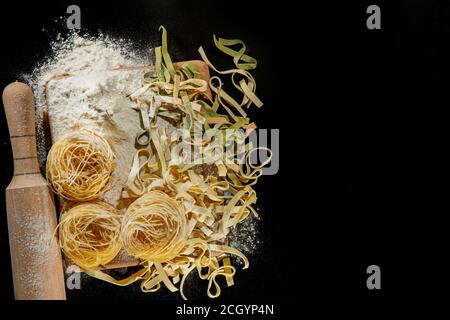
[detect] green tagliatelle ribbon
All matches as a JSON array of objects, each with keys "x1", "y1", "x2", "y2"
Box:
[
  {"x1": 198, "y1": 37, "x2": 263, "y2": 129},
  {"x1": 213, "y1": 35, "x2": 257, "y2": 70},
  {"x1": 159, "y1": 26, "x2": 176, "y2": 80},
  {"x1": 180, "y1": 63, "x2": 201, "y2": 79},
  {"x1": 155, "y1": 46, "x2": 164, "y2": 82}
]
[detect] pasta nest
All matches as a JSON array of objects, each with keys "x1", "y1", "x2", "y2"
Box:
[
  {"x1": 121, "y1": 190, "x2": 188, "y2": 263},
  {"x1": 46, "y1": 130, "x2": 115, "y2": 201},
  {"x1": 58, "y1": 202, "x2": 122, "y2": 269}
]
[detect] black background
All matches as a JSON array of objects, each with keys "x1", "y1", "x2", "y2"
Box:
[{"x1": 0, "y1": 0, "x2": 440, "y2": 314}]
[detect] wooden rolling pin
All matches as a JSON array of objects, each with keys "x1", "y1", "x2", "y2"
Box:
[{"x1": 2, "y1": 82, "x2": 66, "y2": 300}]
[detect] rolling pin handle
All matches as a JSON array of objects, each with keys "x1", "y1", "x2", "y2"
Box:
[{"x1": 2, "y1": 82, "x2": 41, "y2": 176}]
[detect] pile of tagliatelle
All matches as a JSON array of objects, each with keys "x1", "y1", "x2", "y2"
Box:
[{"x1": 52, "y1": 26, "x2": 272, "y2": 299}]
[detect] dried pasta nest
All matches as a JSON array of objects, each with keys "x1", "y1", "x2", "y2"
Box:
[
  {"x1": 58, "y1": 202, "x2": 122, "y2": 269},
  {"x1": 46, "y1": 130, "x2": 115, "y2": 201},
  {"x1": 121, "y1": 190, "x2": 188, "y2": 263}
]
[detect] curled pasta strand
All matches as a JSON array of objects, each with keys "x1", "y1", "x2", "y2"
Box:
[{"x1": 207, "y1": 265, "x2": 236, "y2": 298}]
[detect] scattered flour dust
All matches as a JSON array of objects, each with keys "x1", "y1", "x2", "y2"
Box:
[{"x1": 229, "y1": 214, "x2": 262, "y2": 262}]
